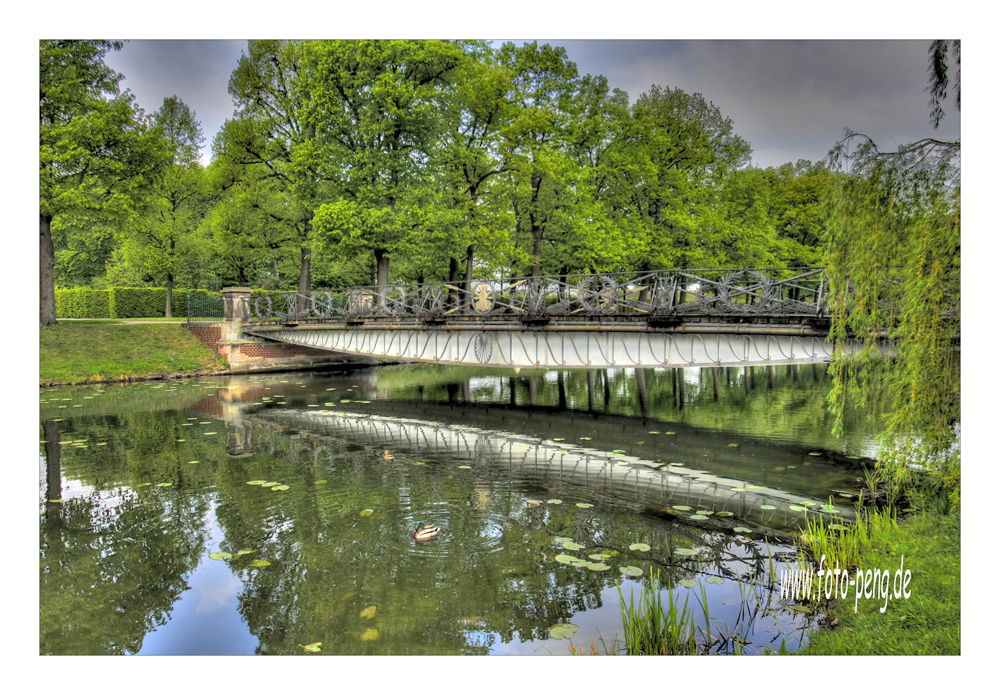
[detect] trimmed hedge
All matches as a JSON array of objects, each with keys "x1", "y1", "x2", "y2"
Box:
[{"x1": 55, "y1": 287, "x2": 221, "y2": 319}]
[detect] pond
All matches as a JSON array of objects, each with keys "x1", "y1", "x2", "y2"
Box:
[{"x1": 39, "y1": 363, "x2": 881, "y2": 655}]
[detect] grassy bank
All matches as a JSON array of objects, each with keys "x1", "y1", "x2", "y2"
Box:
[
  {"x1": 40, "y1": 320, "x2": 229, "y2": 385},
  {"x1": 799, "y1": 510, "x2": 960, "y2": 655}
]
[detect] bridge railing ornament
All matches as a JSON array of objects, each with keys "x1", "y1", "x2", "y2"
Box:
[{"x1": 246, "y1": 267, "x2": 829, "y2": 323}]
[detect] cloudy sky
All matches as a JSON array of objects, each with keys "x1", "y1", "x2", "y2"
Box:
[{"x1": 102, "y1": 38, "x2": 960, "y2": 170}]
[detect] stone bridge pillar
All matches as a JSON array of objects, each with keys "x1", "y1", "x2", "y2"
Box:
[{"x1": 222, "y1": 287, "x2": 253, "y2": 321}]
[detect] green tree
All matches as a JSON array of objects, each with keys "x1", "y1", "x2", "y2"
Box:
[
  {"x1": 117, "y1": 96, "x2": 208, "y2": 316},
  {"x1": 223, "y1": 40, "x2": 323, "y2": 308},
  {"x1": 39, "y1": 40, "x2": 167, "y2": 325},
  {"x1": 824, "y1": 41, "x2": 960, "y2": 503},
  {"x1": 306, "y1": 40, "x2": 466, "y2": 297}
]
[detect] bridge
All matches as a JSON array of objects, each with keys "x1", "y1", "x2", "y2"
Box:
[{"x1": 222, "y1": 268, "x2": 863, "y2": 369}]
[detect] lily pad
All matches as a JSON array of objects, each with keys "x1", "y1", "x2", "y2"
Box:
[
  {"x1": 549, "y1": 623, "x2": 580, "y2": 640},
  {"x1": 672, "y1": 505, "x2": 692, "y2": 511},
  {"x1": 690, "y1": 515, "x2": 709, "y2": 521},
  {"x1": 733, "y1": 526, "x2": 753, "y2": 533},
  {"x1": 360, "y1": 606, "x2": 377, "y2": 620},
  {"x1": 673, "y1": 548, "x2": 697, "y2": 556},
  {"x1": 705, "y1": 576, "x2": 724, "y2": 585},
  {"x1": 669, "y1": 462, "x2": 685, "y2": 467},
  {"x1": 555, "y1": 554, "x2": 579, "y2": 565},
  {"x1": 789, "y1": 505, "x2": 806, "y2": 512},
  {"x1": 250, "y1": 559, "x2": 271, "y2": 567},
  {"x1": 679, "y1": 579, "x2": 698, "y2": 588},
  {"x1": 715, "y1": 511, "x2": 734, "y2": 517},
  {"x1": 554, "y1": 537, "x2": 574, "y2": 543},
  {"x1": 648, "y1": 431, "x2": 660, "y2": 434},
  {"x1": 156, "y1": 482, "x2": 173, "y2": 487},
  {"x1": 759, "y1": 505, "x2": 776, "y2": 510},
  {"x1": 272, "y1": 485, "x2": 290, "y2": 491},
  {"x1": 360, "y1": 628, "x2": 379, "y2": 642},
  {"x1": 547, "y1": 499, "x2": 563, "y2": 505},
  {"x1": 457, "y1": 465, "x2": 472, "y2": 469},
  {"x1": 359, "y1": 509, "x2": 374, "y2": 517},
  {"x1": 586, "y1": 562, "x2": 611, "y2": 571},
  {"x1": 809, "y1": 452, "x2": 823, "y2": 456},
  {"x1": 236, "y1": 548, "x2": 258, "y2": 555},
  {"x1": 561, "y1": 541, "x2": 585, "y2": 551},
  {"x1": 620, "y1": 565, "x2": 643, "y2": 577},
  {"x1": 209, "y1": 551, "x2": 232, "y2": 560},
  {"x1": 315, "y1": 480, "x2": 328, "y2": 485},
  {"x1": 575, "y1": 502, "x2": 594, "y2": 508},
  {"x1": 260, "y1": 482, "x2": 278, "y2": 488},
  {"x1": 299, "y1": 642, "x2": 322, "y2": 652},
  {"x1": 629, "y1": 542, "x2": 651, "y2": 552}
]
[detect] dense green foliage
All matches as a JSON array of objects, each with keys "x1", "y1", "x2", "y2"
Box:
[
  {"x1": 44, "y1": 40, "x2": 837, "y2": 308},
  {"x1": 54, "y1": 287, "x2": 220, "y2": 319},
  {"x1": 824, "y1": 137, "x2": 960, "y2": 504}
]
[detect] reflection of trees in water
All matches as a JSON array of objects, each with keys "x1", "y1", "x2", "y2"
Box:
[
  {"x1": 39, "y1": 419, "x2": 209, "y2": 654},
  {"x1": 211, "y1": 418, "x2": 790, "y2": 654}
]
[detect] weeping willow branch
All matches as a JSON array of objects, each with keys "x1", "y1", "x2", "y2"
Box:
[{"x1": 824, "y1": 133, "x2": 960, "y2": 503}]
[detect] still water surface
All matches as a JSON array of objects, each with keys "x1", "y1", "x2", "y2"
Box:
[{"x1": 39, "y1": 364, "x2": 879, "y2": 655}]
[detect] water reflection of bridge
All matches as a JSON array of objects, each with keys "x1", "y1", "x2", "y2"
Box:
[
  {"x1": 223, "y1": 268, "x2": 873, "y2": 369},
  {"x1": 234, "y1": 405, "x2": 856, "y2": 537}
]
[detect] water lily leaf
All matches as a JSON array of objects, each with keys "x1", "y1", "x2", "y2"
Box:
[
  {"x1": 837, "y1": 493, "x2": 853, "y2": 498},
  {"x1": 555, "y1": 554, "x2": 579, "y2": 565},
  {"x1": 629, "y1": 543, "x2": 651, "y2": 552},
  {"x1": 360, "y1": 605, "x2": 377, "y2": 620},
  {"x1": 247, "y1": 480, "x2": 267, "y2": 485},
  {"x1": 203, "y1": 432, "x2": 217, "y2": 436},
  {"x1": 773, "y1": 467, "x2": 786, "y2": 472},
  {"x1": 549, "y1": 623, "x2": 580, "y2": 640},
  {"x1": 672, "y1": 505, "x2": 691, "y2": 511},
  {"x1": 705, "y1": 576, "x2": 724, "y2": 585},
  {"x1": 554, "y1": 537, "x2": 574, "y2": 543},
  {"x1": 620, "y1": 565, "x2": 643, "y2": 577},
  {"x1": 809, "y1": 452, "x2": 822, "y2": 456},
  {"x1": 553, "y1": 438, "x2": 565, "y2": 441},
  {"x1": 562, "y1": 541, "x2": 585, "y2": 551},
  {"x1": 673, "y1": 548, "x2": 697, "y2": 556},
  {"x1": 359, "y1": 509, "x2": 374, "y2": 517},
  {"x1": 272, "y1": 485, "x2": 290, "y2": 491},
  {"x1": 260, "y1": 482, "x2": 278, "y2": 488},
  {"x1": 669, "y1": 462, "x2": 684, "y2": 467},
  {"x1": 575, "y1": 502, "x2": 594, "y2": 508},
  {"x1": 300, "y1": 642, "x2": 322, "y2": 652},
  {"x1": 315, "y1": 480, "x2": 328, "y2": 485},
  {"x1": 586, "y1": 562, "x2": 611, "y2": 571},
  {"x1": 360, "y1": 628, "x2": 379, "y2": 642},
  {"x1": 679, "y1": 579, "x2": 697, "y2": 588},
  {"x1": 569, "y1": 558, "x2": 590, "y2": 567},
  {"x1": 457, "y1": 465, "x2": 472, "y2": 469},
  {"x1": 690, "y1": 515, "x2": 709, "y2": 521},
  {"x1": 209, "y1": 551, "x2": 232, "y2": 560},
  {"x1": 156, "y1": 482, "x2": 173, "y2": 487},
  {"x1": 579, "y1": 437, "x2": 591, "y2": 440},
  {"x1": 789, "y1": 505, "x2": 805, "y2": 512},
  {"x1": 250, "y1": 560, "x2": 271, "y2": 567},
  {"x1": 728, "y1": 443, "x2": 739, "y2": 447},
  {"x1": 799, "y1": 501, "x2": 817, "y2": 506},
  {"x1": 733, "y1": 526, "x2": 753, "y2": 533},
  {"x1": 588, "y1": 554, "x2": 606, "y2": 561},
  {"x1": 547, "y1": 499, "x2": 562, "y2": 505},
  {"x1": 759, "y1": 505, "x2": 776, "y2": 510},
  {"x1": 236, "y1": 548, "x2": 258, "y2": 555},
  {"x1": 613, "y1": 449, "x2": 626, "y2": 453},
  {"x1": 715, "y1": 511, "x2": 734, "y2": 517}
]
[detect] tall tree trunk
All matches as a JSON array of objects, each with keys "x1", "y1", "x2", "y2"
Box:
[
  {"x1": 40, "y1": 213, "x2": 57, "y2": 326},
  {"x1": 297, "y1": 245, "x2": 311, "y2": 316},
  {"x1": 374, "y1": 249, "x2": 390, "y2": 312},
  {"x1": 165, "y1": 272, "x2": 174, "y2": 318},
  {"x1": 448, "y1": 256, "x2": 460, "y2": 308},
  {"x1": 464, "y1": 244, "x2": 475, "y2": 309}
]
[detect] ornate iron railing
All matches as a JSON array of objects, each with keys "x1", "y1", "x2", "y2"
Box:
[{"x1": 246, "y1": 268, "x2": 829, "y2": 323}]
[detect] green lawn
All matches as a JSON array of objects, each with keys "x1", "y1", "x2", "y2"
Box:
[
  {"x1": 799, "y1": 511, "x2": 960, "y2": 655},
  {"x1": 40, "y1": 321, "x2": 228, "y2": 385}
]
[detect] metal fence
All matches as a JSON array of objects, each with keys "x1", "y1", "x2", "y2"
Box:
[
  {"x1": 245, "y1": 268, "x2": 830, "y2": 323},
  {"x1": 187, "y1": 294, "x2": 225, "y2": 323}
]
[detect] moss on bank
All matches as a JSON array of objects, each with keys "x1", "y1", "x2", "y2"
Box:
[{"x1": 40, "y1": 321, "x2": 229, "y2": 386}]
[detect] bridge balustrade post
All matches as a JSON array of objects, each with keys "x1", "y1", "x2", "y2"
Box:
[{"x1": 222, "y1": 287, "x2": 253, "y2": 322}]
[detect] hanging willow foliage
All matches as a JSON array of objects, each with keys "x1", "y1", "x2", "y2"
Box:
[{"x1": 824, "y1": 132, "x2": 960, "y2": 502}]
